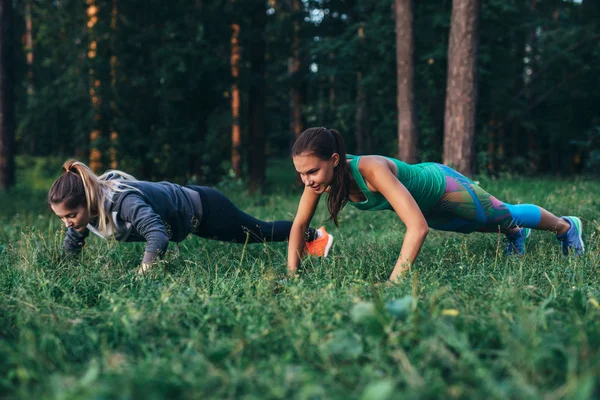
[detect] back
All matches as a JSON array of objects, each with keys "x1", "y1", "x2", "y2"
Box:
[
  {"x1": 346, "y1": 155, "x2": 445, "y2": 213},
  {"x1": 110, "y1": 180, "x2": 197, "y2": 242}
]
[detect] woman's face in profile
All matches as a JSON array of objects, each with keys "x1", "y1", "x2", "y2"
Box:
[{"x1": 51, "y1": 202, "x2": 90, "y2": 232}]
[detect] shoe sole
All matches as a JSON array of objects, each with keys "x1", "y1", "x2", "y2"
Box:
[
  {"x1": 567, "y1": 216, "x2": 585, "y2": 254},
  {"x1": 323, "y1": 234, "x2": 334, "y2": 258}
]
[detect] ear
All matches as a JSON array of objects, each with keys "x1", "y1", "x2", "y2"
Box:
[{"x1": 331, "y1": 153, "x2": 340, "y2": 167}]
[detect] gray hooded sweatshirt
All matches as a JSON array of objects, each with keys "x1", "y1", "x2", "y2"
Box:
[{"x1": 63, "y1": 178, "x2": 201, "y2": 263}]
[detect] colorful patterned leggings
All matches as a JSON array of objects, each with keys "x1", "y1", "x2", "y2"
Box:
[{"x1": 425, "y1": 165, "x2": 541, "y2": 234}]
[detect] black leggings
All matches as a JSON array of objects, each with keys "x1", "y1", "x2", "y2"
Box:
[{"x1": 185, "y1": 186, "x2": 316, "y2": 243}]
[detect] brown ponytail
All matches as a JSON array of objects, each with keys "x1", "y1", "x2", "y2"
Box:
[{"x1": 292, "y1": 127, "x2": 350, "y2": 226}]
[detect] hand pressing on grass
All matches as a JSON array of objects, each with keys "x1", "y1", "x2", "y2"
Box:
[{"x1": 136, "y1": 262, "x2": 156, "y2": 276}]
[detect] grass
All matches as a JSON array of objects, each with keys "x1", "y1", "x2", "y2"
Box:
[{"x1": 0, "y1": 158, "x2": 599, "y2": 399}]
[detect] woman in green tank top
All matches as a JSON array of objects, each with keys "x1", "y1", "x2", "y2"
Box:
[{"x1": 287, "y1": 127, "x2": 584, "y2": 282}]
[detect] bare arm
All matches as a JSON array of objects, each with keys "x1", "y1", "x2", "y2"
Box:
[
  {"x1": 360, "y1": 157, "x2": 429, "y2": 282},
  {"x1": 287, "y1": 186, "x2": 321, "y2": 274}
]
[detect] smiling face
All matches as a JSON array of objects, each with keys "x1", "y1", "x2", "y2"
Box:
[
  {"x1": 293, "y1": 152, "x2": 340, "y2": 194},
  {"x1": 50, "y1": 202, "x2": 90, "y2": 232}
]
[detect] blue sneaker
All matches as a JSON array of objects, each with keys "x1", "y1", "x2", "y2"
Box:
[
  {"x1": 556, "y1": 216, "x2": 584, "y2": 256},
  {"x1": 505, "y1": 227, "x2": 531, "y2": 256}
]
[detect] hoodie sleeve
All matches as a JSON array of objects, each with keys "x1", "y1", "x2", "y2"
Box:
[
  {"x1": 117, "y1": 192, "x2": 170, "y2": 263},
  {"x1": 63, "y1": 227, "x2": 89, "y2": 255}
]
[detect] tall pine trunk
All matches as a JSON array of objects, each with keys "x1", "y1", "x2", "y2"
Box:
[
  {"x1": 395, "y1": 0, "x2": 418, "y2": 163},
  {"x1": 230, "y1": 21, "x2": 242, "y2": 177},
  {"x1": 443, "y1": 0, "x2": 479, "y2": 175},
  {"x1": 109, "y1": 0, "x2": 118, "y2": 169},
  {"x1": 355, "y1": 24, "x2": 369, "y2": 154},
  {"x1": 288, "y1": 0, "x2": 303, "y2": 148},
  {"x1": 0, "y1": 0, "x2": 15, "y2": 189},
  {"x1": 24, "y1": 0, "x2": 33, "y2": 97},
  {"x1": 525, "y1": 0, "x2": 538, "y2": 172},
  {"x1": 87, "y1": 0, "x2": 110, "y2": 173},
  {"x1": 248, "y1": 0, "x2": 266, "y2": 192}
]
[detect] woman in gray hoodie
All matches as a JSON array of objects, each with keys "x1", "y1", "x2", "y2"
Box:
[{"x1": 48, "y1": 160, "x2": 334, "y2": 274}]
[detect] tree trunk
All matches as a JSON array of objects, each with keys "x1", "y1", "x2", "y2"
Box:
[
  {"x1": 288, "y1": 0, "x2": 303, "y2": 149},
  {"x1": 231, "y1": 22, "x2": 242, "y2": 178},
  {"x1": 0, "y1": 0, "x2": 15, "y2": 189},
  {"x1": 355, "y1": 24, "x2": 369, "y2": 154},
  {"x1": 25, "y1": 0, "x2": 33, "y2": 97},
  {"x1": 22, "y1": 0, "x2": 34, "y2": 154},
  {"x1": 87, "y1": 0, "x2": 110, "y2": 173},
  {"x1": 395, "y1": 0, "x2": 418, "y2": 163},
  {"x1": 443, "y1": 0, "x2": 479, "y2": 175},
  {"x1": 525, "y1": 0, "x2": 538, "y2": 172},
  {"x1": 109, "y1": 0, "x2": 118, "y2": 169},
  {"x1": 248, "y1": 1, "x2": 266, "y2": 192}
]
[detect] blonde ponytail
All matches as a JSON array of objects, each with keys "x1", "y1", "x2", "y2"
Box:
[{"x1": 49, "y1": 160, "x2": 138, "y2": 236}]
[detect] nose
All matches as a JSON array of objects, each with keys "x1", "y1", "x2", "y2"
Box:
[{"x1": 63, "y1": 218, "x2": 73, "y2": 228}]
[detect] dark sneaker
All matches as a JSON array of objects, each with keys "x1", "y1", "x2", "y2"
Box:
[
  {"x1": 505, "y1": 227, "x2": 531, "y2": 256},
  {"x1": 556, "y1": 216, "x2": 584, "y2": 256}
]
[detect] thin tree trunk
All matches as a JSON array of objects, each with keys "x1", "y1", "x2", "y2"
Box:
[
  {"x1": 25, "y1": 0, "x2": 33, "y2": 97},
  {"x1": 87, "y1": 0, "x2": 109, "y2": 173},
  {"x1": 88, "y1": 0, "x2": 101, "y2": 171},
  {"x1": 288, "y1": 0, "x2": 303, "y2": 149},
  {"x1": 22, "y1": 0, "x2": 35, "y2": 154},
  {"x1": 526, "y1": 0, "x2": 538, "y2": 172},
  {"x1": 443, "y1": 0, "x2": 479, "y2": 175},
  {"x1": 248, "y1": 1, "x2": 266, "y2": 192},
  {"x1": 231, "y1": 22, "x2": 242, "y2": 178},
  {"x1": 0, "y1": 0, "x2": 15, "y2": 189},
  {"x1": 395, "y1": 0, "x2": 418, "y2": 163},
  {"x1": 355, "y1": 24, "x2": 368, "y2": 154},
  {"x1": 109, "y1": 0, "x2": 118, "y2": 169}
]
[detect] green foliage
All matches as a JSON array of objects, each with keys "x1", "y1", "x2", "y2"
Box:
[
  {"x1": 1, "y1": 160, "x2": 599, "y2": 398},
  {"x1": 10, "y1": 0, "x2": 600, "y2": 185}
]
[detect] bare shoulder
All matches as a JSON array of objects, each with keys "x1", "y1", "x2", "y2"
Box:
[{"x1": 357, "y1": 155, "x2": 395, "y2": 177}]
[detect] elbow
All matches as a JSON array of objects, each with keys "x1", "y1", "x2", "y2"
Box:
[{"x1": 408, "y1": 224, "x2": 429, "y2": 239}]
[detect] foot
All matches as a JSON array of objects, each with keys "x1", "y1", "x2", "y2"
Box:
[
  {"x1": 505, "y1": 227, "x2": 531, "y2": 256},
  {"x1": 556, "y1": 216, "x2": 584, "y2": 256},
  {"x1": 304, "y1": 227, "x2": 334, "y2": 257}
]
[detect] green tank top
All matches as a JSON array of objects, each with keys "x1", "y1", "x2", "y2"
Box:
[{"x1": 346, "y1": 154, "x2": 446, "y2": 213}]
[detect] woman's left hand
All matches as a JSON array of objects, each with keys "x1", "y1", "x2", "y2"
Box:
[{"x1": 136, "y1": 262, "x2": 154, "y2": 275}]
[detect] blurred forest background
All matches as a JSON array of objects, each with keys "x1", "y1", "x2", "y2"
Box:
[{"x1": 0, "y1": 0, "x2": 599, "y2": 190}]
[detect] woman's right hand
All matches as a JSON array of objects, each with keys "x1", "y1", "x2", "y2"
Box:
[{"x1": 287, "y1": 186, "x2": 321, "y2": 273}]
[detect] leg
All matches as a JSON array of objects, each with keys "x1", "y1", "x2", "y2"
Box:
[
  {"x1": 429, "y1": 165, "x2": 568, "y2": 234},
  {"x1": 428, "y1": 165, "x2": 583, "y2": 255},
  {"x1": 185, "y1": 186, "x2": 317, "y2": 243},
  {"x1": 425, "y1": 166, "x2": 494, "y2": 233}
]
